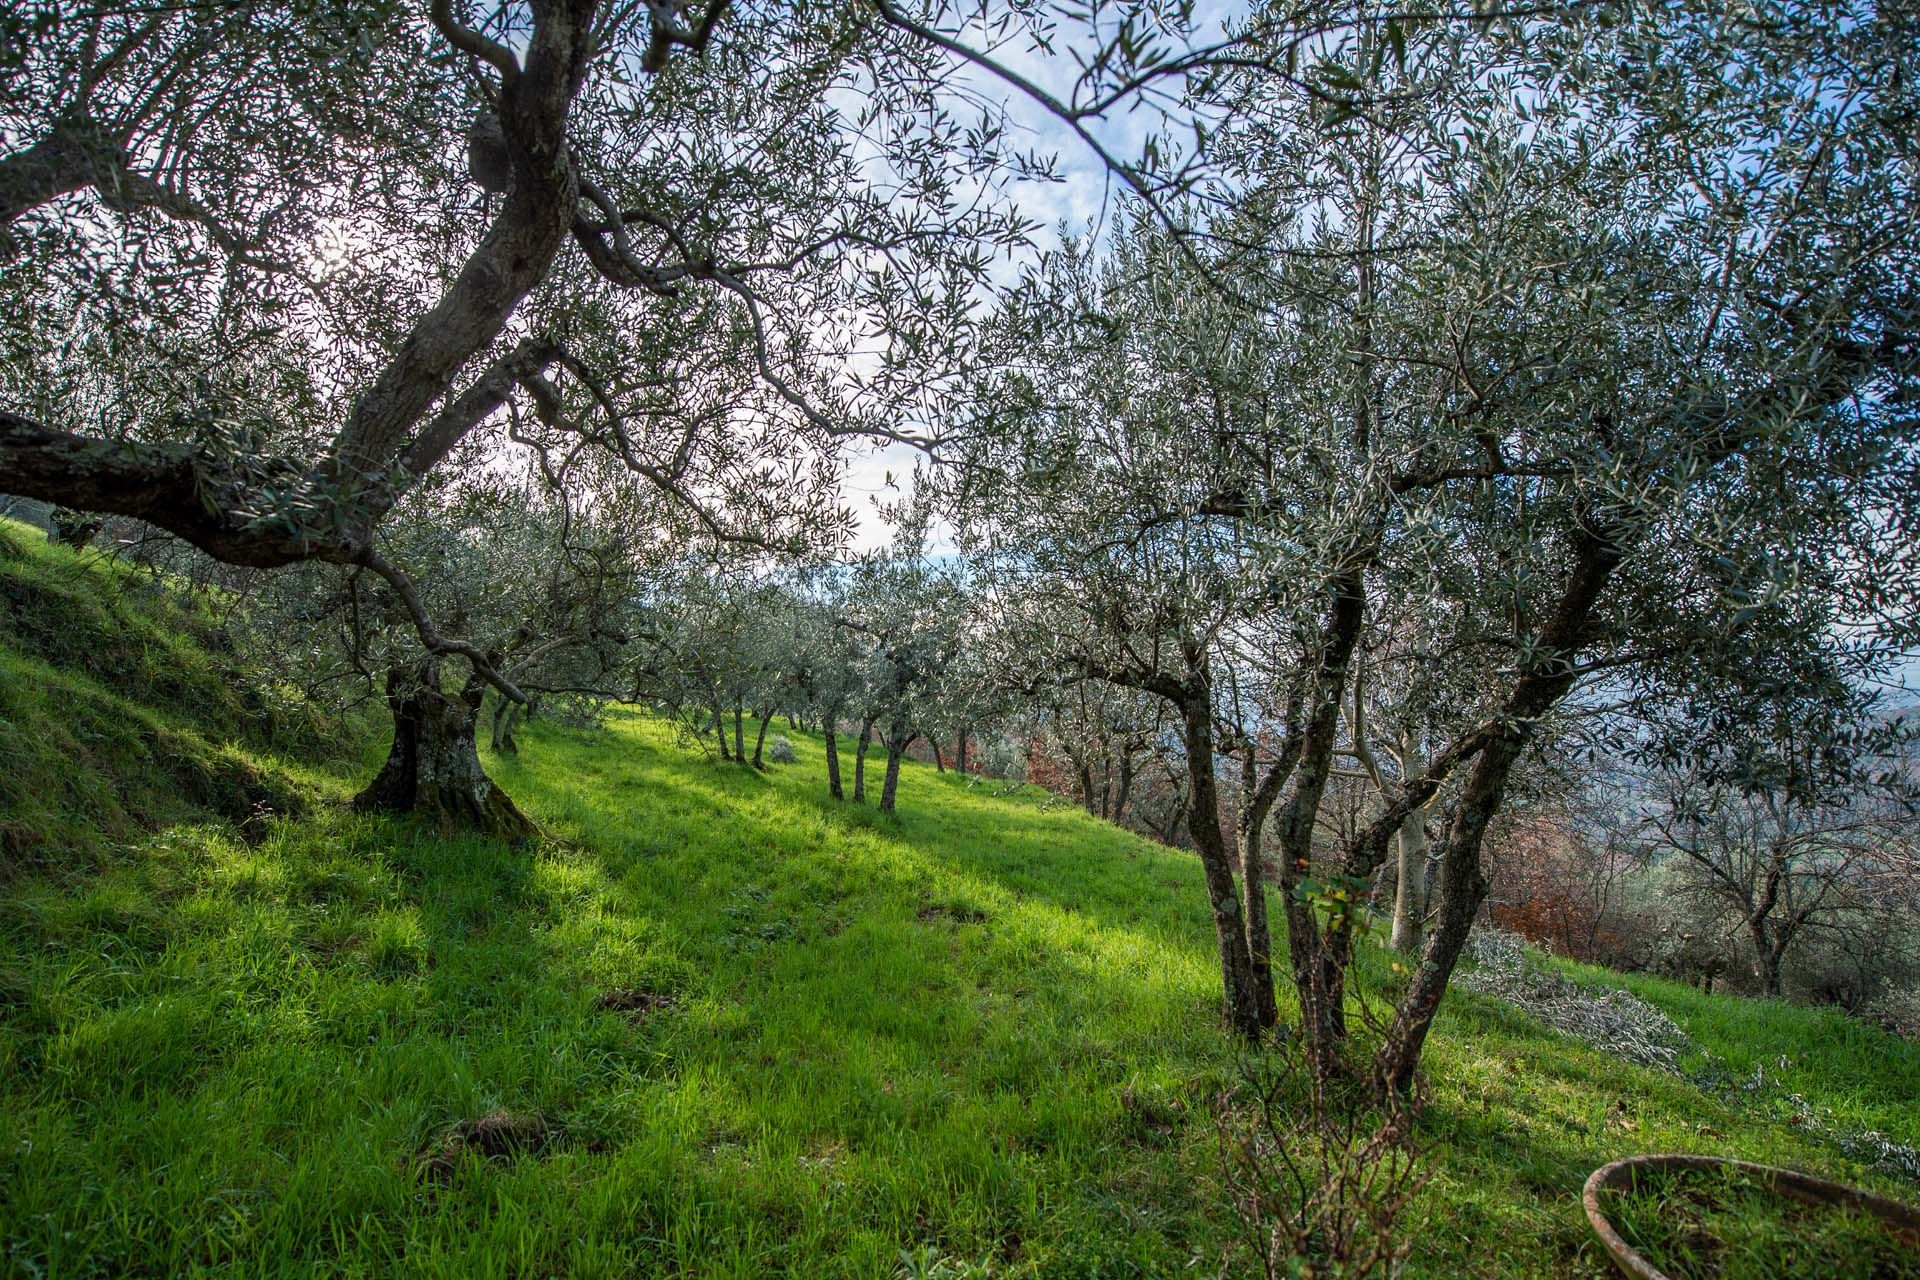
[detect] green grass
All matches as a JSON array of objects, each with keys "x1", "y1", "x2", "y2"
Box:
[
  {"x1": 1, "y1": 528, "x2": 1916, "y2": 1276},
  {"x1": 1597, "y1": 1161, "x2": 1920, "y2": 1279},
  {"x1": 0, "y1": 520, "x2": 343, "y2": 860}
]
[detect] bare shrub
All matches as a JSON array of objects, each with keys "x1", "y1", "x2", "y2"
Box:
[
  {"x1": 1865, "y1": 982, "x2": 1920, "y2": 1045},
  {"x1": 1215, "y1": 1028, "x2": 1429, "y2": 1279}
]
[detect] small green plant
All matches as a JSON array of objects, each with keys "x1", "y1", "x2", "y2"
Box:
[
  {"x1": 1293, "y1": 874, "x2": 1376, "y2": 937},
  {"x1": 364, "y1": 910, "x2": 427, "y2": 975},
  {"x1": 894, "y1": 1245, "x2": 994, "y2": 1279}
]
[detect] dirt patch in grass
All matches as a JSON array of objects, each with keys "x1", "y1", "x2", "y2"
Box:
[
  {"x1": 419, "y1": 1110, "x2": 552, "y2": 1182},
  {"x1": 917, "y1": 903, "x2": 989, "y2": 925},
  {"x1": 595, "y1": 987, "x2": 675, "y2": 1017},
  {"x1": 1119, "y1": 1083, "x2": 1188, "y2": 1148}
]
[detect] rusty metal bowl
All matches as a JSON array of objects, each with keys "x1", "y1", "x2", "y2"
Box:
[{"x1": 1582, "y1": 1154, "x2": 1920, "y2": 1279}]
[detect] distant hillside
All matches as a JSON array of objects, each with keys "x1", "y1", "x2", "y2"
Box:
[{"x1": 0, "y1": 528, "x2": 1915, "y2": 1276}]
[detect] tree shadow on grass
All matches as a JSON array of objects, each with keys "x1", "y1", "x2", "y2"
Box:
[{"x1": 10, "y1": 705, "x2": 1890, "y2": 1278}]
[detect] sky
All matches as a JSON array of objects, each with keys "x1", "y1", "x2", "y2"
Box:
[{"x1": 837, "y1": 1, "x2": 1246, "y2": 551}]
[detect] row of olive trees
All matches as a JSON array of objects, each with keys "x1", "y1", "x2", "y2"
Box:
[
  {"x1": 0, "y1": 0, "x2": 1044, "y2": 833},
  {"x1": 638, "y1": 556, "x2": 1010, "y2": 816},
  {"x1": 8, "y1": 0, "x2": 1917, "y2": 1106},
  {"x1": 928, "y1": 0, "x2": 1920, "y2": 1094},
  {"x1": 0, "y1": 0, "x2": 1343, "y2": 840}
]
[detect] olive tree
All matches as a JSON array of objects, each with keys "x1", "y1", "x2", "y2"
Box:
[
  {"x1": 775, "y1": 573, "x2": 869, "y2": 798},
  {"x1": 834, "y1": 556, "x2": 966, "y2": 815},
  {"x1": 1027, "y1": 679, "x2": 1166, "y2": 822},
  {"x1": 1641, "y1": 710, "x2": 1918, "y2": 999},
  {"x1": 639, "y1": 567, "x2": 767, "y2": 762},
  {"x1": 0, "y1": 0, "x2": 1038, "y2": 832},
  {"x1": 239, "y1": 474, "x2": 660, "y2": 833},
  {"x1": 938, "y1": 0, "x2": 1920, "y2": 1092}
]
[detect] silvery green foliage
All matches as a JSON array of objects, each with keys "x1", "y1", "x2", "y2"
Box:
[
  {"x1": 1458, "y1": 929, "x2": 1693, "y2": 1075},
  {"x1": 1777, "y1": 1093, "x2": 1920, "y2": 1186},
  {"x1": 838, "y1": 555, "x2": 969, "y2": 741},
  {"x1": 930, "y1": 0, "x2": 1920, "y2": 1074},
  {"x1": 638, "y1": 568, "x2": 782, "y2": 744},
  {"x1": 1, "y1": 0, "x2": 1051, "y2": 693},
  {"x1": 237, "y1": 471, "x2": 667, "y2": 712},
  {"x1": 768, "y1": 735, "x2": 797, "y2": 764},
  {"x1": 969, "y1": 733, "x2": 1029, "y2": 784}
]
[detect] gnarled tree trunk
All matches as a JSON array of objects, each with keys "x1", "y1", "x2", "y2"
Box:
[
  {"x1": 824, "y1": 717, "x2": 844, "y2": 799},
  {"x1": 1112, "y1": 751, "x2": 1135, "y2": 825},
  {"x1": 355, "y1": 661, "x2": 534, "y2": 842},
  {"x1": 878, "y1": 722, "x2": 914, "y2": 815},
  {"x1": 1749, "y1": 914, "x2": 1789, "y2": 998},
  {"x1": 490, "y1": 695, "x2": 525, "y2": 754},
  {"x1": 1180, "y1": 692, "x2": 1265, "y2": 1040},
  {"x1": 1235, "y1": 745, "x2": 1291, "y2": 1034},
  {"x1": 853, "y1": 714, "x2": 876, "y2": 802},
  {"x1": 1371, "y1": 732, "x2": 1512, "y2": 1096}
]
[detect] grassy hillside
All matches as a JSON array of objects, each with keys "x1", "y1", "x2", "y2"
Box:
[
  {"x1": 0, "y1": 520, "x2": 342, "y2": 860},
  {"x1": 1, "y1": 527, "x2": 1915, "y2": 1277}
]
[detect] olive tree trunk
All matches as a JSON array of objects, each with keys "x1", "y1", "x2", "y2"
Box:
[
  {"x1": 1180, "y1": 692, "x2": 1266, "y2": 1041},
  {"x1": 355, "y1": 661, "x2": 534, "y2": 842},
  {"x1": 853, "y1": 715, "x2": 876, "y2": 802},
  {"x1": 750, "y1": 707, "x2": 774, "y2": 768},
  {"x1": 1112, "y1": 751, "x2": 1134, "y2": 824},
  {"x1": 824, "y1": 719, "x2": 844, "y2": 799},
  {"x1": 1371, "y1": 517, "x2": 1628, "y2": 1097},
  {"x1": 878, "y1": 723, "x2": 915, "y2": 815},
  {"x1": 1388, "y1": 809, "x2": 1429, "y2": 954},
  {"x1": 490, "y1": 696, "x2": 525, "y2": 754},
  {"x1": 1235, "y1": 744, "x2": 1293, "y2": 1035},
  {"x1": 1748, "y1": 913, "x2": 1791, "y2": 998},
  {"x1": 1389, "y1": 734, "x2": 1430, "y2": 953}
]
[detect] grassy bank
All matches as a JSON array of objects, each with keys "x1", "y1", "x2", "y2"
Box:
[{"x1": 1, "y1": 527, "x2": 1914, "y2": 1276}]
